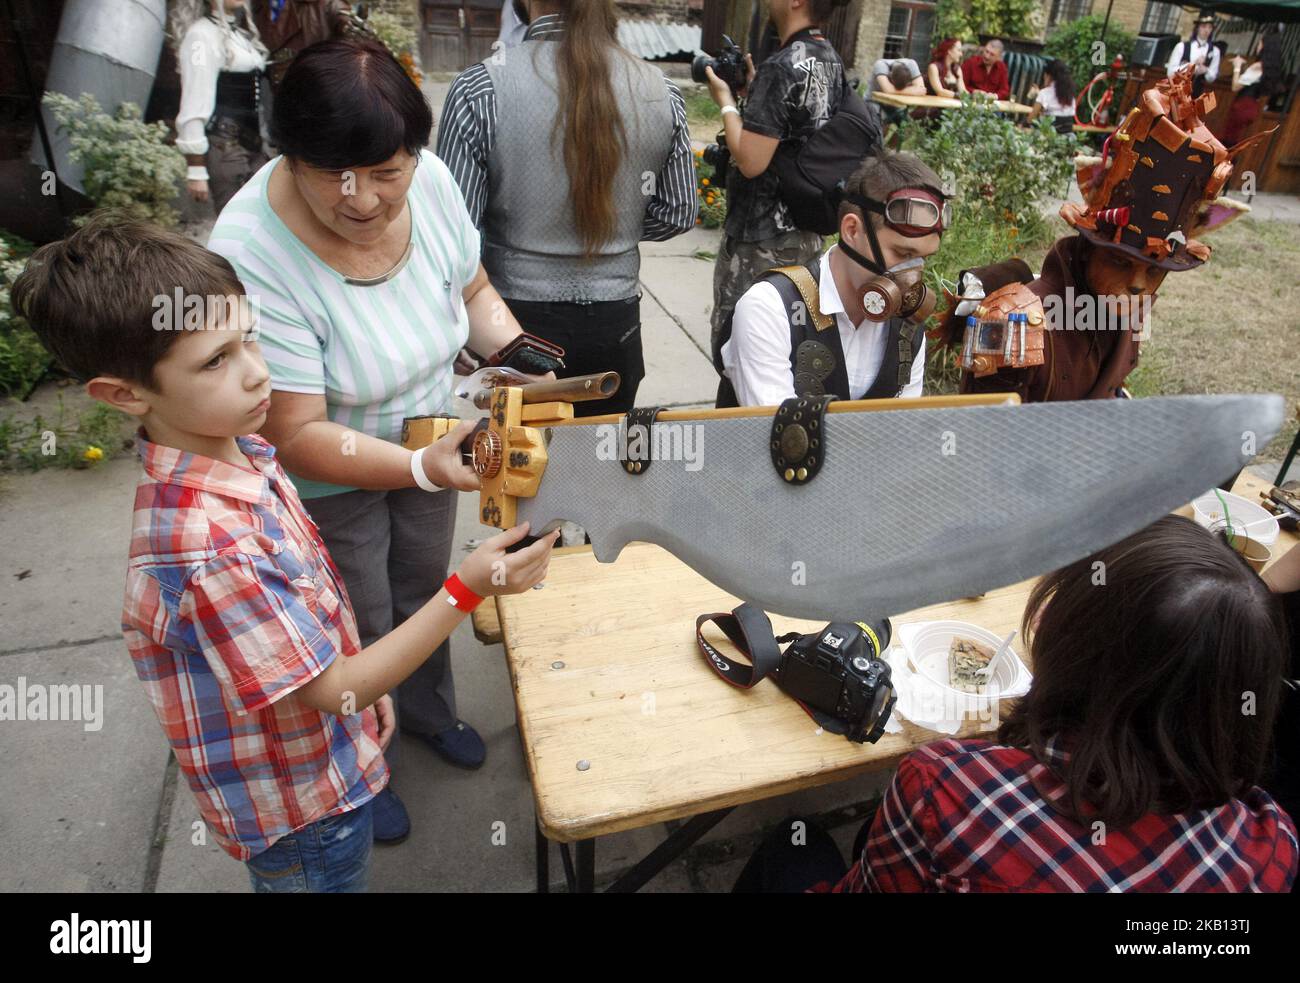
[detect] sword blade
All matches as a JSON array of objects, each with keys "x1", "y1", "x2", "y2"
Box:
[{"x1": 516, "y1": 395, "x2": 1283, "y2": 621}]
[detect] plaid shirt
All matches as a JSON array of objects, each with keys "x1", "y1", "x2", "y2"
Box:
[
  {"x1": 122, "y1": 433, "x2": 387, "y2": 860},
  {"x1": 836, "y1": 738, "x2": 1297, "y2": 893}
]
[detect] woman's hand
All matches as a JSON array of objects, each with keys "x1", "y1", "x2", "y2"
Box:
[
  {"x1": 419, "y1": 418, "x2": 481, "y2": 492},
  {"x1": 456, "y1": 522, "x2": 560, "y2": 598},
  {"x1": 187, "y1": 179, "x2": 210, "y2": 202}
]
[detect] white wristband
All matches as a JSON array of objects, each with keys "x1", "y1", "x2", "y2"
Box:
[
  {"x1": 410, "y1": 447, "x2": 442, "y2": 492},
  {"x1": 721, "y1": 105, "x2": 740, "y2": 118},
  {"x1": 186, "y1": 165, "x2": 210, "y2": 182}
]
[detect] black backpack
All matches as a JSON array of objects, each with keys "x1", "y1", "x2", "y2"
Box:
[{"x1": 769, "y1": 80, "x2": 883, "y2": 235}]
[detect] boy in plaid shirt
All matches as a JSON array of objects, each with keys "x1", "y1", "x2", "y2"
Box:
[{"x1": 12, "y1": 215, "x2": 558, "y2": 891}]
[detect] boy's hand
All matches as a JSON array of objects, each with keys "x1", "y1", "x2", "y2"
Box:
[
  {"x1": 374, "y1": 693, "x2": 396, "y2": 751},
  {"x1": 419, "y1": 418, "x2": 481, "y2": 492},
  {"x1": 456, "y1": 522, "x2": 560, "y2": 598}
]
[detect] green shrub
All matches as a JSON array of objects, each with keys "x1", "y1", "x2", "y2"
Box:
[
  {"x1": 0, "y1": 396, "x2": 130, "y2": 473},
  {"x1": 934, "y1": 0, "x2": 974, "y2": 44},
  {"x1": 1044, "y1": 15, "x2": 1136, "y2": 123},
  {"x1": 0, "y1": 232, "x2": 52, "y2": 399},
  {"x1": 965, "y1": 0, "x2": 1041, "y2": 39},
  {"x1": 43, "y1": 92, "x2": 186, "y2": 227},
  {"x1": 898, "y1": 102, "x2": 1076, "y2": 228}
]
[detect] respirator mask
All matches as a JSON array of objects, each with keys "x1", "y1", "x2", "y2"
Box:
[{"x1": 838, "y1": 188, "x2": 949, "y2": 324}]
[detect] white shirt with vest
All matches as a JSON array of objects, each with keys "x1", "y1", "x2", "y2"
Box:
[
  {"x1": 721, "y1": 248, "x2": 926, "y2": 407},
  {"x1": 1167, "y1": 38, "x2": 1221, "y2": 83}
]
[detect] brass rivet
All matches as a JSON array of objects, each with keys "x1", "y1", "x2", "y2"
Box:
[
  {"x1": 784, "y1": 468, "x2": 795, "y2": 481},
  {"x1": 796, "y1": 467, "x2": 808, "y2": 481},
  {"x1": 634, "y1": 461, "x2": 643, "y2": 473}
]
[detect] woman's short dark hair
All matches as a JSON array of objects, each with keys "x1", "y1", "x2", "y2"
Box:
[
  {"x1": 999, "y1": 514, "x2": 1289, "y2": 827},
  {"x1": 271, "y1": 38, "x2": 432, "y2": 169}
]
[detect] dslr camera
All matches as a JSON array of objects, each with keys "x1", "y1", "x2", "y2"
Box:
[
  {"x1": 691, "y1": 34, "x2": 747, "y2": 93},
  {"x1": 780, "y1": 620, "x2": 897, "y2": 744},
  {"x1": 697, "y1": 606, "x2": 897, "y2": 744}
]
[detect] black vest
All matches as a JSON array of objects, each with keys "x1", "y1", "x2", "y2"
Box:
[{"x1": 716, "y1": 261, "x2": 924, "y2": 408}]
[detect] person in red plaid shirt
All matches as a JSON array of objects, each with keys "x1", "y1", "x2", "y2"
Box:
[
  {"x1": 11, "y1": 215, "x2": 559, "y2": 891},
  {"x1": 735, "y1": 515, "x2": 1297, "y2": 892}
]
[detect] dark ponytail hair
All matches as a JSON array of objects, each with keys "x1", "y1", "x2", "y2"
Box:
[
  {"x1": 1046, "y1": 59, "x2": 1075, "y2": 106},
  {"x1": 999, "y1": 514, "x2": 1288, "y2": 827}
]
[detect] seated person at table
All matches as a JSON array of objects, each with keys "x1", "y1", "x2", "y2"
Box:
[
  {"x1": 10, "y1": 215, "x2": 560, "y2": 892},
  {"x1": 1026, "y1": 59, "x2": 1076, "y2": 133},
  {"x1": 927, "y1": 37, "x2": 967, "y2": 98},
  {"x1": 1262, "y1": 542, "x2": 1300, "y2": 838},
  {"x1": 838, "y1": 515, "x2": 1297, "y2": 892},
  {"x1": 962, "y1": 39, "x2": 1009, "y2": 100},
  {"x1": 717, "y1": 151, "x2": 946, "y2": 407},
  {"x1": 870, "y1": 57, "x2": 925, "y2": 96}
]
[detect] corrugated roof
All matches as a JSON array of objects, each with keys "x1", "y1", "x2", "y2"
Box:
[{"x1": 617, "y1": 19, "x2": 702, "y2": 61}]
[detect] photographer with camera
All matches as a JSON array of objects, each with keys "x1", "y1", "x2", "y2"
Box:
[
  {"x1": 703, "y1": 0, "x2": 854, "y2": 380},
  {"x1": 717, "y1": 152, "x2": 946, "y2": 407}
]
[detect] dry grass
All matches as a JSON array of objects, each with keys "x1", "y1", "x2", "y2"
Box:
[{"x1": 1129, "y1": 216, "x2": 1299, "y2": 465}]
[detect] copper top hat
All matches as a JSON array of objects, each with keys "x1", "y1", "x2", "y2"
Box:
[{"x1": 1060, "y1": 64, "x2": 1273, "y2": 272}]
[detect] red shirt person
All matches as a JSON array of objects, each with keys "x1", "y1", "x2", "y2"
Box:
[{"x1": 962, "y1": 38, "x2": 1009, "y2": 100}]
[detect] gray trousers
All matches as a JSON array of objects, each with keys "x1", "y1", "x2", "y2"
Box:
[{"x1": 304, "y1": 485, "x2": 459, "y2": 765}]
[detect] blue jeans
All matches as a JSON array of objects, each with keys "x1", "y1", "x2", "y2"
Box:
[{"x1": 245, "y1": 800, "x2": 374, "y2": 893}]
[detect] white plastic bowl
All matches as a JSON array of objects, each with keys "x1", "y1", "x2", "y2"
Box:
[
  {"x1": 1191, "y1": 490, "x2": 1279, "y2": 546},
  {"x1": 899, "y1": 621, "x2": 1029, "y2": 696}
]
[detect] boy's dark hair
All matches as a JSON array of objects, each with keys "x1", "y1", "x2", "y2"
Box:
[
  {"x1": 10, "y1": 212, "x2": 244, "y2": 388},
  {"x1": 272, "y1": 37, "x2": 432, "y2": 169},
  {"x1": 999, "y1": 514, "x2": 1289, "y2": 827},
  {"x1": 888, "y1": 61, "x2": 917, "y2": 90},
  {"x1": 838, "y1": 151, "x2": 945, "y2": 227}
]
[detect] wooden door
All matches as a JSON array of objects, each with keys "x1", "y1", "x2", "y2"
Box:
[{"x1": 421, "y1": 0, "x2": 503, "y2": 72}]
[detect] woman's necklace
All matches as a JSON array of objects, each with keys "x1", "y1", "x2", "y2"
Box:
[{"x1": 343, "y1": 239, "x2": 414, "y2": 287}]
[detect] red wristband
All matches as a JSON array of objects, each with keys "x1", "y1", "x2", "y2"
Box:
[{"x1": 443, "y1": 573, "x2": 483, "y2": 612}]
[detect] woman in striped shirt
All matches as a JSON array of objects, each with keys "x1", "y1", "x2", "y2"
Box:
[{"x1": 209, "y1": 38, "x2": 546, "y2": 843}]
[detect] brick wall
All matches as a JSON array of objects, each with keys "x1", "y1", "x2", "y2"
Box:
[{"x1": 852, "y1": 0, "x2": 890, "y2": 71}]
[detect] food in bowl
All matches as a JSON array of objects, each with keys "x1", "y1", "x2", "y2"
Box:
[{"x1": 949, "y1": 637, "x2": 994, "y2": 694}]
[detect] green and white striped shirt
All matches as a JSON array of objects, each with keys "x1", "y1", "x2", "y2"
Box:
[{"x1": 209, "y1": 149, "x2": 480, "y2": 498}]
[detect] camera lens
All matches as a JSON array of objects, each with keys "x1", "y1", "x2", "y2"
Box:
[{"x1": 690, "y1": 54, "x2": 715, "y2": 85}]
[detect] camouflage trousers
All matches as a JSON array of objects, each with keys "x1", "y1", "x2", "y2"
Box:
[{"x1": 710, "y1": 228, "x2": 824, "y2": 371}]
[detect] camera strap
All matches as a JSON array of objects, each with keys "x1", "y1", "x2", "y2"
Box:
[{"x1": 695, "y1": 603, "x2": 799, "y2": 688}]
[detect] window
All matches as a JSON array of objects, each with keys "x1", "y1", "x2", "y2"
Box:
[
  {"x1": 1141, "y1": 2, "x2": 1183, "y2": 35},
  {"x1": 1048, "y1": 0, "x2": 1093, "y2": 31},
  {"x1": 884, "y1": 1, "x2": 936, "y2": 65}
]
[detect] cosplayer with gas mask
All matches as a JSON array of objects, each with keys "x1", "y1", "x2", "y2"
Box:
[
  {"x1": 939, "y1": 64, "x2": 1273, "y2": 404},
  {"x1": 718, "y1": 151, "x2": 948, "y2": 408}
]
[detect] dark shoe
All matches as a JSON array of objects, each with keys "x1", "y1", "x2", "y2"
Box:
[
  {"x1": 417, "y1": 720, "x2": 487, "y2": 770},
  {"x1": 371, "y1": 786, "x2": 411, "y2": 845}
]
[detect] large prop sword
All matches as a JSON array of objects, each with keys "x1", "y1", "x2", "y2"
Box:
[{"x1": 403, "y1": 376, "x2": 1283, "y2": 621}]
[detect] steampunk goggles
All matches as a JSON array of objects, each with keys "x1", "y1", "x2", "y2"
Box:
[{"x1": 845, "y1": 188, "x2": 951, "y2": 238}]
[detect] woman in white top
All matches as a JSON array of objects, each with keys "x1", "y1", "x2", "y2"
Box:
[
  {"x1": 1026, "y1": 60, "x2": 1076, "y2": 134},
  {"x1": 172, "y1": 0, "x2": 269, "y2": 211}
]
